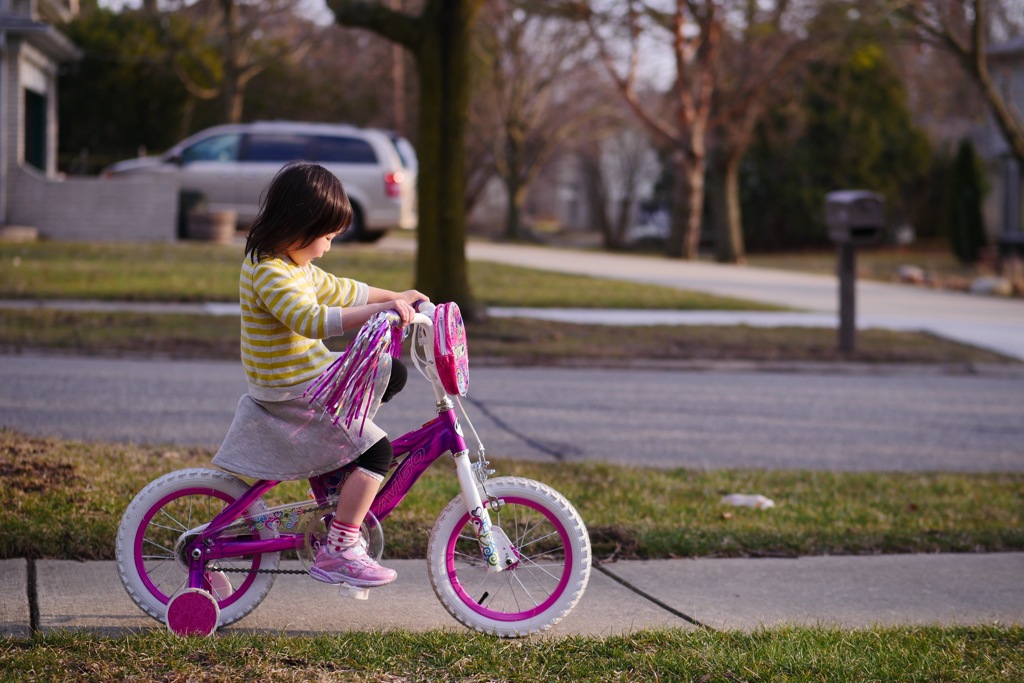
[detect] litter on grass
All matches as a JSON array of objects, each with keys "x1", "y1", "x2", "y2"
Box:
[{"x1": 720, "y1": 493, "x2": 776, "y2": 509}]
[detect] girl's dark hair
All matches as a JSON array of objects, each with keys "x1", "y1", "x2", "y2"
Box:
[{"x1": 245, "y1": 162, "x2": 353, "y2": 263}]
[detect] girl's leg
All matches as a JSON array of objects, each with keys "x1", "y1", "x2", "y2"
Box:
[
  {"x1": 328, "y1": 467, "x2": 382, "y2": 546},
  {"x1": 311, "y1": 439, "x2": 397, "y2": 587},
  {"x1": 324, "y1": 360, "x2": 405, "y2": 545},
  {"x1": 381, "y1": 358, "x2": 407, "y2": 403}
]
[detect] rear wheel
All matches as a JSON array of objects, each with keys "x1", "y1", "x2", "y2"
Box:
[
  {"x1": 426, "y1": 477, "x2": 591, "y2": 637},
  {"x1": 335, "y1": 203, "x2": 387, "y2": 243},
  {"x1": 115, "y1": 468, "x2": 279, "y2": 630}
]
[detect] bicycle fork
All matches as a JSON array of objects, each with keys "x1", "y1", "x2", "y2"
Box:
[
  {"x1": 452, "y1": 450, "x2": 516, "y2": 572},
  {"x1": 439, "y1": 396, "x2": 517, "y2": 573}
]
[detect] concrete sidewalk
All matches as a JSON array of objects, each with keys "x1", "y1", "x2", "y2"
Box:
[{"x1": 3, "y1": 554, "x2": 1022, "y2": 638}]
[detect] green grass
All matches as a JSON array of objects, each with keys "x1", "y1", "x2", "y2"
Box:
[
  {"x1": 3, "y1": 429, "x2": 1022, "y2": 562},
  {"x1": 746, "y1": 243, "x2": 986, "y2": 283},
  {"x1": 3, "y1": 240, "x2": 1017, "y2": 365},
  {"x1": 0, "y1": 240, "x2": 777, "y2": 310},
  {"x1": 0, "y1": 308, "x2": 1016, "y2": 365},
  {"x1": 3, "y1": 627, "x2": 1022, "y2": 681}
]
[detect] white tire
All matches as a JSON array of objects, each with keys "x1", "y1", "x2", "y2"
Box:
[
  {"x1": 427, "y1": 477, "x2": 591, "y2": 637},
  {"x1": 115, "y1": 468, "x2": 279, "y2": 629}
]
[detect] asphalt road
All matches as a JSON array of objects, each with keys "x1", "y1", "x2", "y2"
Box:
[{"x1": 2, "y1": 353, "x2": 1022, "y2": 472}]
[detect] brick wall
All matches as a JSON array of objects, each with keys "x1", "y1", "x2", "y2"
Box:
[{"x1": 8, "y1": 164, "x2": 179, "y2": 241}]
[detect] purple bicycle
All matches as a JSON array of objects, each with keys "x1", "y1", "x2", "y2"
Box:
[{"x1": 114, "y1": 303, "x2": 591, "y2": 637}]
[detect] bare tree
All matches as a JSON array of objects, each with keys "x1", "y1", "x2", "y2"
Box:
[
  {"x1": 579, "y1": 0, "x2": 722, "y2": 259},
  {"x1": 464, "y1": 48, "x2": 500, "y2": 219},
  {"x1": 159, "y1": 0, "x2": 318, "y2": 122},
  {"x1": 475, "y1": 0, "x2": 600, "y2": 241},
  {"x1": 895, "y1": 0, "x2": 1024, "y2": 165},
  {"x1": 329, "y1": 0, "x2": 484, "y2": 317},
  {"x1": 580, "y1": 120, "x2": 662, "y2": 250},
  {"x1": 707, "y1": 0, "x2": 837, "y2": 263}
]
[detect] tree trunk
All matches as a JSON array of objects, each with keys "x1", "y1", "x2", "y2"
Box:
[
  {"x1": 220, "y1": 0, "x2": 242, "y2": 123},
  {"x1": 392, "y1": 42, "x2": 406, "y2": 133},
  {"x1": 667, "y1": 151, "x2": 704, "y2": 259},
  {"x1": 414, "y1": 2, "x2": 482, "y2": 318},
  {"x1": 504, "y1": 175, "x2": 526, "y2": 241},
  {"x1": 685, "y1": 161, "x2": 705, "y2": 259},
  {"x1": 330, "y1": 0, "x2": 482, "y2": 318},
  {"x1": 580, "y1": 152, "x2": 616, "y2": 249},
  {"x1": 710, "y1": 152, "x2": 746, "y2": 264}
]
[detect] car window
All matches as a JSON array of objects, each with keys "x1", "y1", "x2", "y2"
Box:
[
  {"x1": 389, "y1": 135, "x2": 417, "y2": 170},
  {"x1": 313, "y1": 136, "x2": 378, "y2": 164},
  {"x1": 180, "y1": 134, "x2": 242, "y2": 164},
  {"x1": 243, "y1": 134, "x2": 311, "y2": 162}
]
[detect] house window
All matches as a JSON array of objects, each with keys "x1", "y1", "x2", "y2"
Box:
[{"x1": 24, "y1": 89, "x2": 46, "y2": 172}]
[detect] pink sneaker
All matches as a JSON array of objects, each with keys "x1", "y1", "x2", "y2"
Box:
[{"x1": 309, "y1": 543, "x2": 397, "y2": 588}]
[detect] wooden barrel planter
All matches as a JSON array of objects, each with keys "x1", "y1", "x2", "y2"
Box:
[{"x1": 187, "y1": 210, "x2": 238, "y2": 244}]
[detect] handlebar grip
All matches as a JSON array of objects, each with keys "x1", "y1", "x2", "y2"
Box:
[
  {"x1": 415, "y1": 301, "x2": 436, "y2": 317},
  {"x1": 411, "y1": 312, "x2": 433, "y2": 327}
]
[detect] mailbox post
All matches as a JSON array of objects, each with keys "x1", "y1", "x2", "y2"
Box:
[{"x1": 824, "y1": 191, "x2": 886, "y2": 354}]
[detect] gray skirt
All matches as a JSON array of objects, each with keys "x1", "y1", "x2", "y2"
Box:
[{"x1": 212, "y1": 393, "x2": 387, "y2": 482}]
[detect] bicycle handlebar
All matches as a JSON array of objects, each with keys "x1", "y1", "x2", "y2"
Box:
[
  {"x1": 404, "y1": 300, "x2": 435, "y2": 328},
  {"x1": 381, "y1": 301, "x2": 434, "y2": 329}
]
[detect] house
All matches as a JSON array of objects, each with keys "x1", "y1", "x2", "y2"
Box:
[{"x1": 0, "y1": 0, "x2": 177, "y2": 242}]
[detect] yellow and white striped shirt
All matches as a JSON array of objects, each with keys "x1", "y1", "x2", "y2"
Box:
[{"x1": 239, "y1": 256, "x2": 368, "y2": 400}]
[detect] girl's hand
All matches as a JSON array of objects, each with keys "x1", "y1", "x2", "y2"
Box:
[
  {"x1": 399, "y1": 290, "x2": 429, "y2": 308},
  {"x1": 388, "y1": 298, "x2": 417, "y2": 327}
]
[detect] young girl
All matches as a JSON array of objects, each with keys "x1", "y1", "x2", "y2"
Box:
[{"x1": 212, "y1": 161, "x2": 427, "y2": 588}]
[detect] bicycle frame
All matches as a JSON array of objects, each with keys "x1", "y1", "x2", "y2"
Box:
[{"x1": 181, "y1": 318, "x2": 511, "y2": 591}]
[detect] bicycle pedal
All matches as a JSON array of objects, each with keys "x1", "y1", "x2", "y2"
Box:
[{"x1": 337, "y1": 582, "x2": 370, "y2": 601}]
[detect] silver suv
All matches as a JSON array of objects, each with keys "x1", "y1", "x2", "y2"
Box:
[{"x1": 104, "y1": 121, "x2": 418, "y2": 242}]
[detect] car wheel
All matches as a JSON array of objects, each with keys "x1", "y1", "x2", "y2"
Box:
[
  {"x1": 357, "y1": 229, "x2": 387, "y2": 243},
  {"x1": 335, "y1": 204, "x2": 364, "y2": 243}
]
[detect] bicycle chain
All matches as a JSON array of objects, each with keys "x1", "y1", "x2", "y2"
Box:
[{"x1": 211, "y1": 565, "x2": 310, "y2": 576}]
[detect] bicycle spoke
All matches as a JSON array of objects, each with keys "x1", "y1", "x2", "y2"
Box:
[
  {"x1": 514, "y1": 529, "x2": 562, "y2": 554},
  {"x1": 158, "y1": 508, "x2": 190, "y2": 533},
  {"x1": 141, "y1": 536, "x2": 177, "y2": 556},
  {"x1": 510, "y1": 505, "x2": 540, "y2": 548},
  {"x1": 149, "y1": 557, "x2": 184, "y2": 593},
  {"x1": 508, "y1": 569, "x2": 542, "y2": 610},
  {"x1": 516, "y1": 555, "x2": 562, "y2": 589},
  {"x1": 452, "y1": 549, "x2": 487, "y2": 567},
  {"x1": 140, "y1": 552, "x2": 175, "y2": 562}
]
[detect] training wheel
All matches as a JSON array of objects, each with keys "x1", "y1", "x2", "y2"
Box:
[
  {"x1": 338, "y1": 582, "x2": 370, "y2": 601},
  {"x1": 166, "y1": 588, "x2": 220, "y2": 637}
]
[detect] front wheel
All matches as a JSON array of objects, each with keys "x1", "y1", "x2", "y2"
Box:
[
  {"x1": 427, "y1": 477, "x2": 591, "y2": 637},
  {"x1": 115, "y1": 468, "x2": 279, "y2": 629}
]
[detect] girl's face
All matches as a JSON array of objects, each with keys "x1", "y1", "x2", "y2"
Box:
[{"x1": 286, "y1": 231, "x2": 341, "y2": 266}]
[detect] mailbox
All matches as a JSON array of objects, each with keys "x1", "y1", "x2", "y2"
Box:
[{"x1": 825, "y1": 190, "x2": 886, "y2": 246}]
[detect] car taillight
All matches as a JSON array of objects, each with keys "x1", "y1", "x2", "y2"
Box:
[{"x1": 384, "y1": 171, "x2": 403, "y2": 198}]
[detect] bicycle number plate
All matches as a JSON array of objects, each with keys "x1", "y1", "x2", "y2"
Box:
[{"x1": 433, "y1": 302, "x2": 469, "y2": 396}]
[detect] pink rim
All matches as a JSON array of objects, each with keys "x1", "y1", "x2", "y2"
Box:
[
  {"x1": 132, "y1": 486, "x2": 263, "y2": 610},
  {"x1": 444, "y1": 495, "x2": 573, "y2": 622}
]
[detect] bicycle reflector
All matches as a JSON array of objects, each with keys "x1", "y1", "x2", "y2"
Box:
[{"x1": 433, "y1": 302, "x2": 468, "y2": 396}]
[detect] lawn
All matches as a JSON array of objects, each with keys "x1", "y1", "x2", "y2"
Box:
[
  {"x1": 3, "y1": 429, "x2": 1021, "y2": 562},
  {"x1": 0, "y1": 241, "x2": 1017, "y2": 365},
  {"x1": 0, "y1": 240, "x2": 776, "y2": 310},
  {"x1": 3, "y1": 627, "x2": 1021, "y2": 681}
]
